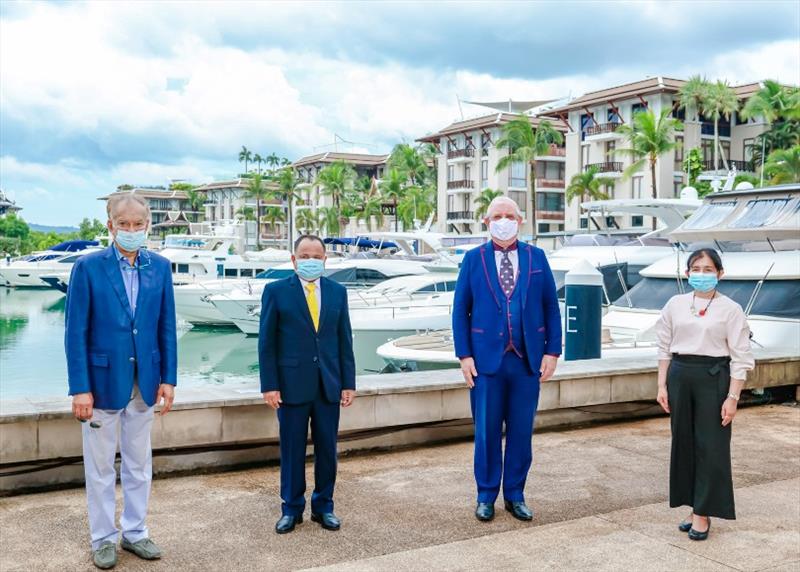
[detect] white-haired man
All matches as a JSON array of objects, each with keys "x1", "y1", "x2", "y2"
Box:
[
  {"x1": 66, "y1": 193, "x2": 176, "y2": 569},
  {"x1": 452, "y1": 196, "x2": 562, "y2": 522}
]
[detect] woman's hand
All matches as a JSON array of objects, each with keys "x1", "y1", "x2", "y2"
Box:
[
  {"x1": 721, "y1": 397, "x2": 738, "y2": 426},
  {"x1": 656, "y1": 385, "x2": 670, "y2": 414}
]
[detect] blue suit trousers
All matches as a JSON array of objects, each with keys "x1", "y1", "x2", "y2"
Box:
[
  {"x1": 277, "y1": 380, "x2": 340, "y2": 517},
  {"x1": 470, "y1": 352, "x2": 541, "y2": 504}
]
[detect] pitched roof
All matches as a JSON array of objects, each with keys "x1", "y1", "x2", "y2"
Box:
[
  {"x1": 292, "y1": 152, "x2": 389, "y2": 169},
  {"x1": 542, "y1": 77, "x2": 688, "y2": 115},
  {"x1": 98, "y1": 187, "x2": 190, "y2": 200},
  {"x1": 193, "y1": 178, "x2": 278, "y2": 192},
  {"x1": 416, "y1": 112, "x2": 563, "y2": 143}
]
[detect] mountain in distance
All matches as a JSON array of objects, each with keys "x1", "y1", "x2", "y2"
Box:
[{"x1": 29, "y1": 223, "x2": 80, "y2": 235}]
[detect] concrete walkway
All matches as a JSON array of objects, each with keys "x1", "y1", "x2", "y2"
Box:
[{"x1": 1, "y1": 405, "x2": 798, "y2": 571}]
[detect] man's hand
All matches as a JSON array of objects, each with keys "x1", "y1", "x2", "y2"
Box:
[
  {"x1": 341, "y1": 390, "x2": 355, "y2": 407},
  {"x1": 72, "y1": 392, "x2": 93, "y2": 421},
  {"x1": 540, "y1": 355, "x2": 558, "y2": 382},
  {"x1": 263, "y1": 391, "x2": 282, "y2": 410},
  {"x1": 157, "y1": 383, "x2": 175, "y2": 416},
  {"x1": 460, "y1": 357, "x2": 478, "y2": 388}
]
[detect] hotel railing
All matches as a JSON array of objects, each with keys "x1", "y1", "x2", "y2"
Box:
[
  {"x1": 447, "y1": 148, "x2": 475, "y2": 159},
  {"x1": 585, "y1": 122, "x2": 623, "y2": 137},
  {"x1": 536, "y1": 178, "x2": 566, "y2": 189},
  {"x1": 447, "y1": 179, "x2": 475, "y2": 190},
  {"x1": 447, "y1": 210, "x2": 474, "y2": 220},
  {"x1": 584, "y1": 162, "x2": 623, "y2": 173},
  {"x1": 543, "y1": 145, "x2": 567, "y2": 157},
  {"x1": 701, "y1": 159, "x2": 753, "y2": 172}
]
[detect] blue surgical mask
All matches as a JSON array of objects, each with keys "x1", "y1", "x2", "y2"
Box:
[
  {"x1": 688, "y1": 272, "x2": 718, "y2": 292},
  {"x1": 296, "y1": 258, "x2": 324, "y2": 281},
  {"x1": 115, "y1": 229, "x2": 147, "y2": 252}
]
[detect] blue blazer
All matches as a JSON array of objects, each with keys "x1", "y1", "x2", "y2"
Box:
[
  {"x1": 258, "y1": 274, "x2": 356, "y2": 404},
  {"x1": 65, "y1": 246, "x2": 177, "y2": 410},
  {"x1": 452, "y1": 241, "x2": 562, "y2": 375}
]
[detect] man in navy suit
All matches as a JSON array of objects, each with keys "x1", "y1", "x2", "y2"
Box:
[
  {"x1": 259, "y1": 234, "x2": 356, "y2": 534},
  {"x1": 66, "y1": 193, "x2": 176, "y2": 569},
  {"x1": 453, "y1": 196, "x2": 562, "y2": 523}
]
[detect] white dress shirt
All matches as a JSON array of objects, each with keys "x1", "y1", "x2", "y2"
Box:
[{"x1": 494, "y1": 249, "x2": 519, "y2": 279}]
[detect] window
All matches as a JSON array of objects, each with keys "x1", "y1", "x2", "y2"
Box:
[
  {"x1": 465, "y1": 165, "x2": 471, "y2": 182},
  {"x1": 177, "y1": 263, "x2": 189, "y2": 274},
  {"x1": 480, "y1": 134, "x2": 490, "y2": 155},
  {"x1": 631, "y1": 102, "x2": 646, "y2": 119},
  {"x1": 673, "y1": 175, "x2": 684, "y2": 197},
  {"x1": 632, "y1": 176, "x2": 643, "y2": 199},
  {"x1": 447, "y1": 165, "x2": 454, "y2": 182},
  {"x1": 580, "y1": 113, "x2": 593, "y2": 140},
  {"x1": 257, "y1": 268, "x2": 294, "y2": 279},
  {"x1": 729, "y1": 198, "x2": 792, "y2": 228},
  {"x1": 631, "y1": 215, "x2": 643, "y2": 227},
  {"x1": 240, "y1": 269, "x2": 253, "y2": 277},
  {"x1": 509, "y1": 162, "x2": 527, "y2": 188},
  {"x1": 481, "y1": 160, "x2": 489, "y2": 188},
  {"x1": 538, "y1": 223, "x2": 550, "y2": 234},
  {"x1": 605, "y1": 140, "x2": 616, "y2": 159},
  {"x1": 537, "y1": 192, "x2": 564, "y2": 212},
  {"x1": 447, "y1": 194, "x2": 455, "y2": 211},
  {"x1": 581, "y1": 144, "x2": 590, "y2": 168},
  {"x1": 557, "y1": 224, "x2": 564, "y2": 231},
  {"x1": 508, "y1": 190, "x2": 527, "y2": 214},
  {"x1": 675, "y1": 135, "x2": 684, "y2": 168},
  {"x1": 536, "y1": 161, "x2": 565, "y2": 180},
  {"x1": 743, "y1": 138, "x2": 755, "y2": 162},
  {"x1": 607, "y1": 108, "x2": 621, "y2": 123},
  {"x1": 224, "y1": 268, "x2": 238, "y2": 277},
  {"x1": 355, "y1": 269, "x2": 388, "y2": 285},
  {"x1": 579, "y1": 218, "x2": 588, "y2": 229}
]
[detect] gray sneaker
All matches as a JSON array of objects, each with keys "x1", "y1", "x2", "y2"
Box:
[
  {"x1": 92, "y1": 541, "x2": 118, "y2": 569},
  {"x1": 121, "y1": 537, "x2": 162, "y2": 560}
]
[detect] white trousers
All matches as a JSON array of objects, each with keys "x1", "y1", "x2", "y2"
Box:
[{"x1": 81, "y1": 387, "x2": 155, "y2": 550}]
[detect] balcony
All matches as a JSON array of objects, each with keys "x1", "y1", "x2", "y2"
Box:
[
  {"x1": 584, "y1": 122, "x2": 623, "y2": 141},
  {"x1": 446, "y1": 210, "x2": 474, "y2": 222},
  {"x1": 535, "y1": 144, "x2": 567, "y2": 161},
  {"x1": 447, "y1": 148, "x2": 475, "y2": 162},
  {"x1": 584, "y1": 162, "x2": 624, "y2": 177},
  {"x1": 447, "y1": 179, "x2": 475, "y2": 191},
  {"x1": 700, "y1": 159, "x2": 754, "y2": 173},
  {"x1": 536, "y1": 178, "x2": 565, "y2": 189},
  {"x1": 537, "y1": 211, "x2": 565, "y2": 221}
]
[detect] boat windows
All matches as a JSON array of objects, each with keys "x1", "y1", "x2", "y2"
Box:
[
  {"x1": 256, "y1": 268, "x2": 294, "y2": 279},
  {"x1": 416, "y1": 280, "x2": 459, "y2": 293},
  {"x1": 224, "y1": 268, "x2": 238, "y2": 277},
  {"x1": 728, "y1": 198, "x2": 792, "y2": 228},
  {"x1": 57, "y1": 255, "x2": 83, "y2": 263},
  {"x1": 612, "y1": 277, "x2": 800, "y2": 319},
  {"x1": 240, "y1": 269, "x2": 253, "y2": 278},
  {"x1": 176, "y1": 263, "x2": 190, "y2": 274},
  {"x1": 682, "y1": 201, "x2": 737, "y2": 229}
]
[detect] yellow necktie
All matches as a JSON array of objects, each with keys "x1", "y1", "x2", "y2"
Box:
[{"x1": 305, "y1": 282, "x2": 319, "y2": 331}]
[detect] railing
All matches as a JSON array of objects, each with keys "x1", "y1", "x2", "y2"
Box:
[
  {"x1": 585, "y1": 122, "x2": 622, "y2": 137},
  {"x1": 537, "y1": 211, "x2": 565, "y2": 221},
  {"x1": 584, "y1": 162, "x2": 623, "y2": 173},
  {"x1": 447, "y1": 179, "x2": 475, "y2": 190},
  {"x1": 542, "y1": 144, "x2": 566, "y2": 157},
  {"x1": 536, "y1": 178, "x2": 565, "y2": 189},
  {"x1": 481, "y1": 148, "x2": 489, "y2": 156},
  {"x1": 701, "y1": 159, "x2": 753, "y2": 172},
  {"x1": 447, "y1": 148, "x2": 475, "y2": 159},
  {"x1": 447, "y1": 210, "x2": 474, "y2": 221}
]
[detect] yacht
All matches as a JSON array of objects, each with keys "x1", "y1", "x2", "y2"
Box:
[
  {"x1": 0, "y1": 240, "x2": 101, "y2": 288},
  {"x1": 377, "y1": 184, "x2": 799, "y2": 371}
]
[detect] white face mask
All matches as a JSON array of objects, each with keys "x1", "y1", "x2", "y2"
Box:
[{"x1": 489, "y1": 218, "x2": 519, "y2": 241}]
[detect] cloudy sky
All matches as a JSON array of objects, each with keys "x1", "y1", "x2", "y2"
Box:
[{"x1": 1, "y1": 1, "x2": 798, "y2": 226}]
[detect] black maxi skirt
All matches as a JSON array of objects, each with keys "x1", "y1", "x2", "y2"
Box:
[{"x1": 667, "y1": 353, "x2": 736, "y2": 520}]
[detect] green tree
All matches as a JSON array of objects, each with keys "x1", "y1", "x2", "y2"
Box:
[
  {"x1": 473, "y1": 188, "x2": 504, "y2": 221},
  {"x1": 235, "y1": 205, "x2": 256, "y2": 222},
  {"x1": 397, "y1": 183, "x2": 435, "y2": 229},
  {"x1": 495, "y1": 116, "x2": 564, "y2": 236},
  {"x1": 238, "y1": 146, "x2": 252, "y2": 174},
  {"x1": 378, "y1": 168, "x2": 406, "y2": 231},
  {"x1": 741, "y1": 81, "x2": 800, "y2": 179},
  {"x1": 317, "y1": 206, "x2": 341, "y2": 236},
  {"x1": 316, "y1": 161, "x2": 356, "y2": 235},
  {"x1": 253, "y1": 153, "x2": 264, "y2": 174},
  {"x1": 78, "y1": 218, "x2": 106, "y2": 240},
  {"x1": 273, "y1": 167, "x2": 304, "y2": 250},
  {"x1": 682, "y1": 148, "x2": 704, "y2": 186},
  {"x1": 763, "y1": 145, "x2": 800, "y2": 184},
  {"x1": 295, "y1": 208, "x2": 318, "y2": 234},
  {"x1": 566, "y1": 167, "x2": 614, "y2": 206},
  {"x1": 704, "y1": 81, "x2": 739, "y2": 171},
  {"x1": 261, "y1": 206, "x2": 285, "y2": 239},
  {"x1": 388, "y1": 143, "x2": 429, "y2": 186},
  {"x1": 184, "y1": 189, "x2": 206, "y2": 217},
  {"x1": 678, "y1": 75, "x2": 709, "y2": 122},
  {"x1": 266, "y1": 152, "x2": 280, "y2": 173},
  {"x1": 243, "y1": 173, "x2": 272, "y2": 250},
  {"x1": 357, "y1": 193, "x2": 386, "y2": 231}
]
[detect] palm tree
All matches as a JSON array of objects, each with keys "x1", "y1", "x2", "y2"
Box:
[
  {"x1": 317, "y1": 206, "x2": 341, "y2": 237},
  {"x1": 185, "y1": 189, "x2": 206, "y2": 221},
  {"x1": 704, "y1": 81, "x2": 739, "y2": 171},
  {"x1": 273, "y1": 167, "x2": 305, "y2": 250},
  {"x1": 238, "y1": 146, "x2": 252, "y2": 174},
  {"x1": 243, "y1": 173, "x2": 272, "y2": 250},
  {"x1": 235, "y1": 205, "x2": 256, "y2": 222},
  {"x1": 295, "y1": 207, "x2": 318, "y2": 235},
  {"x1": 261, "y1": 206, "x2": 285, "y2": 240},
  {"x1": 280, "y1": 157, "x2": 292, "y2": 168},
  {"x1": 378, "y1": 167, "x2": 405, "y2": 231},
  {"x1": 678, "y1": 75, "x2": 709, "y2": 123},
  {"x1": 316, "y1": 161, "x2": 356, "y2": 234},
  {"x1": 357, "y1": 194, "x2": 386, "y2": 231},
  {"x1": 495, "y1": 117, "x2": 564, "y2": 236},
  {"x1": 473, "y1": 188, "x2": 504, "y2": 221},
  {"x1": 763, "y1": 145, "x2": 800, "y2": 184},
  {"x1": 266, "y1": 152, "x2": 280, "y2": 173},
  {"x1": 252, "y1": 153, "x2": 264, "y2": 174},
  {"x1": 388, "y1": 143, "x2": 429, "y2": 186},
  {"x1": 397, "y1": 183, "x2": 436, "y2": 229},
  {"x1": 565, "y1": 167, "x2": 614, "y2": 211}
]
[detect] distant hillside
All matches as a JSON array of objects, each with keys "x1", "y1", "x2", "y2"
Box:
[{"x1": 29, "y1": 223, "x2": 80, "y2": 235}]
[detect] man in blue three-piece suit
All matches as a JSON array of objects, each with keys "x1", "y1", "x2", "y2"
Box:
[
  {"x1": 259, "y1": 234, "x2": 356, "y2": 534},
  {"x1": 65, "y1": 193, "x2": 177, "y2": 569},
  {"x1": 453, "y1": 196, "x2": 562, "y2": 523}
]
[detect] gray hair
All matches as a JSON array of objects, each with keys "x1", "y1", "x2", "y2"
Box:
[
  {"x1": 106, "y1": 192, "x2": 151, "y2": 221},
  {"x1": 485, "y1": 196, "x2": 523, "y2": 219}
]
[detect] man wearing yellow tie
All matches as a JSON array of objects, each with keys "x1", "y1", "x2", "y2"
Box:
[{"x1": 259, "y1": 235, "x2": 356, "y2": 534}]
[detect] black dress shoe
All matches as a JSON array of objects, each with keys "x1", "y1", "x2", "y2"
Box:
[
  {"x1": 275, "y1": 514, "x2": 302, "y2": 534},
  {"x1": 678, "y1": 520, "x2": 692, "y2": 532},
  {"x1": 475, "y1": 502, "x2": 495, "y2": 522},
  {"x1": 311, "y1": 512, "x2": 341, "y2": 531},
  {"x1": 504, "y1": 500, "x2": 533, "y2": 521},
  {"x1": 688, "y1": 518, "x2": 710, "y2": 541}
]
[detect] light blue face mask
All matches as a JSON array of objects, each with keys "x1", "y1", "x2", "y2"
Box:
[
  {"x1": 296, "y1": 258, "x2": 324, "y2": 281},
  {"x1": 115, "y1": 229, "x2": 147, "y2": 252},
  {"x1": 688, "y1": 272, "x2": 719, "y2": 292}
]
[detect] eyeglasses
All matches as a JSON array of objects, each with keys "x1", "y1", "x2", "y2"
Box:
[{"x1": 79, "y1": 419, "x2": 102, "y2": 429}]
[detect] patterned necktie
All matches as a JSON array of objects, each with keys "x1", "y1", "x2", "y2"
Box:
[
  {"x1": 305, "y1": 282, "x2": 319, "y2": 331},
  {"x1": 499, "y1": 251, "x2": 515, "y2": 297}
]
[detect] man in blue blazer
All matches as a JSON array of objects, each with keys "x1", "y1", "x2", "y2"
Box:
[
  {"x1": 453, "y1": 196, "x2": 562, "y2": 523},
  {"x1": 259, "y1": 234, "x2": 356, "y2": 534},
  {"x1": 66, "y1": 193, "x2": 176, "y2": 569}
]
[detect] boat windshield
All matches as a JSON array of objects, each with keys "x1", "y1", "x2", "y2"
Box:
[
  {"x1": 164, "y1": 236, "x2": 209, "y2": 249},
  {"x1": 612, "y1": 277, "x2": 800, "y2": 319},
  {"x1": 682, "y1": 201, "x2": 737, "y2": 229},
  {"x1": 728, "y1": 198, "x2": 793, "y2": 228},
  {"x1": 255, "y1": 268, "x2": 295, "y2": 279}
]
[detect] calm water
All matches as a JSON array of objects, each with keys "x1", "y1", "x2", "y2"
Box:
[{"x1": 0, "y1": 288, "x2": 386, "y2": 402}]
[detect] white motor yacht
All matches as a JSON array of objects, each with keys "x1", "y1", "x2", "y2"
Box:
[{"x1": 0, "y1": 240, "x2": 102, "y2": 288}]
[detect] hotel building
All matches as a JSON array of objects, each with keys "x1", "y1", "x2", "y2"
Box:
[
  {"x1": 417, "y1": 113, "x2": 567, "y2": 238},
  {"x1": 99, "y1": 186, "x2": 204, "y2": 236},
  {"x1": 541, "y1": 77, "x2": 768, "y2": 231}
]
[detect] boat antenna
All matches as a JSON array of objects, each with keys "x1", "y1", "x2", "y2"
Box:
[
  {"x1": 614, "y1": 251, "x2": 632, "y2": 308},
  {"x1": 744, "y1": 262, "x2": 774, "y2": 316},
  {"x1": 714, "y1": 239, "x2": 725, "y2": 253},
  {"x1": 675, "y1": 248, "x2": 685, "y2": 294}
]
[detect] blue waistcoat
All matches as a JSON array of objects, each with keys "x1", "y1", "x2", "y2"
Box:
[{"x1": 502, "y1": 279, "x2": 526, "y2": 357}]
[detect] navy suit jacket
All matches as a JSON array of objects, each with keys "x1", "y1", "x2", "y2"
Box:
[
  {"x1": 452, "y1": 241, "x2": 562, "y2": 375},
  {"x1": 258, "y1": 274, "x2": 356, "y2": 404},
  {"x1": 65, "y1": 246, "x2": 177, "y2": 410}
]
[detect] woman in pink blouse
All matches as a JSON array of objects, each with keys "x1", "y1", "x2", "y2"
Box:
[{"x1": 655, "y1": 248, "x2": 754, "y2": 541}]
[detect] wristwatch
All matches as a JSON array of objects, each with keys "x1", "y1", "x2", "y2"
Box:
[{"x1": 727, "y1": 393, "x2": 740, "y2": 401}]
